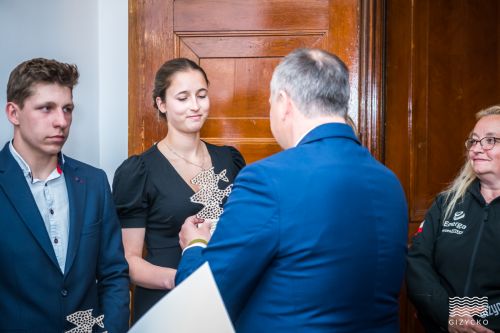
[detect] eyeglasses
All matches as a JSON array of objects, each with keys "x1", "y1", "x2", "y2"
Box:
[{"x1": 465, "y1": 137, "x2": 500, "y2": 150}]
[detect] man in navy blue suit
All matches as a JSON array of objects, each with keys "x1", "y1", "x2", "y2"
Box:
[
  {"x1": 175, "y1": 48, "x2": 408, "y2": 332},
  {"x1": 0, "y1": 58, "x2": 129, "y2": 332}
]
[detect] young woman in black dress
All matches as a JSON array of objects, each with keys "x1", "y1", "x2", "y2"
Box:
[{"x1": 112, "y1": 58, "x2": 245, "y2": 322}]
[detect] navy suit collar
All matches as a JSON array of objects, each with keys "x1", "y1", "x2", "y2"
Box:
[
  {"x1": 60, "y1": 157, "x2": 87, "y2": 275},
  {"x1": 297, "y1": 122, "x2": 360, "y2": 147},
  {"x1": 0, "y1": 142, "x2": 61, "y2": 270},
  {"x1": 0, "y1": 142, "x2": 87, "y2": 275}
]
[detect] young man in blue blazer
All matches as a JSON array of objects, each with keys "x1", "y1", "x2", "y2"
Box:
[
  {"x1": 0, "y1": 58, "x2": 129, "y2": 332},
  {"x1": 176, "y1": 48, "x2": 409, "y2": 332}
]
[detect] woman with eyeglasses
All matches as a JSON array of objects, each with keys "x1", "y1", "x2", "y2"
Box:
[{"x1": 407, "y1": 105, "x2": 500, "y2": 333}]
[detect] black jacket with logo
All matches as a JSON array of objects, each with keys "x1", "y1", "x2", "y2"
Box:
[{"x1": 407, "y1": 179, "x2": 500, "y2": 332}]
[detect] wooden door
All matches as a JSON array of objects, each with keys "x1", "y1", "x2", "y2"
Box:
[
  {"x1": 385, "y1": 0, "x2": 500, "y2": 332},
  {"x1": 129, "y1": 0, "x2": 382, "y2": 162}
]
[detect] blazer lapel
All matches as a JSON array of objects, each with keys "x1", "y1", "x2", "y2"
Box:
[
  {"x1": 0, "y1": 145, "x2": 60, "y2": 269},
  {"x1": 63, "y1": 162, "x2": 87, "y2": 275}
]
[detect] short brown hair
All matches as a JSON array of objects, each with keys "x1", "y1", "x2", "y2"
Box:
[{"x1": 7, "y1": 58, "x2": 79, "y2": 108}]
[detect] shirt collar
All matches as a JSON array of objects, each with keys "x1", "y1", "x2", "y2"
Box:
[
  {"x1": 9, "y1": 140, "x2": 65, "y2": 183},
  {"x1": 294, "y1": 127, "x2": 316, "y2": 147}
]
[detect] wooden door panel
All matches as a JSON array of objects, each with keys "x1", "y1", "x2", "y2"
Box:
[
  {"x1": 202, "y1": 119, "x2": 273, "y2": 138},
  {"x1": 179, "y1": 34, "x2": 327, "y2": 58},
  {"x1": 174, "y1": 0, "x2": 329, "y2": 31},
  {"x1": 200, "y1": 57, "x2": 280, "y2": 118},
  {"x1": 209, "y1": 139, "x2": 283, "y2": 165},
  {"x1": 200, "y1": 56, "x2": 280, "y2": 160}
]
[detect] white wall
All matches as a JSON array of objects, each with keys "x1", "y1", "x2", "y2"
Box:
[
  {"x1": 98, "y1": 0, "x2": 128, "y2": 181},
  {"x1": 0, "y1": 0, "x2": 128, "y2": 182}
]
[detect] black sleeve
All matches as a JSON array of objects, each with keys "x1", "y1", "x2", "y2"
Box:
[
  {"x1": 406, "y1": 196, "x2": 450, "y2": 331},
  {"x1": 112, "y1": 155, "x2": 149, "y2": 228},
  {"x1": 227, "y1": 145, "x2": 246, "y2": 171}
]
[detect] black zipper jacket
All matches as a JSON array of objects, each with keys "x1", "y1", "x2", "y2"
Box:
[{"x1": 407, "y1": 179, "x2": 500, "y2": 332}]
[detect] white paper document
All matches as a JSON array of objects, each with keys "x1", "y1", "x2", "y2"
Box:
[{"x1": 128, "y1": 263, "x2": 234, "y2": 333}]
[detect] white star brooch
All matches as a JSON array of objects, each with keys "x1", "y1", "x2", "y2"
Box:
[{"x1": 190, "y1": 167, "x2": 232, "y2": 232}]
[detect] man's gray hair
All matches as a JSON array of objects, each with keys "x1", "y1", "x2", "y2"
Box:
[{"x1": 270, "y1": 48, "x2": 350, "y2": 117}]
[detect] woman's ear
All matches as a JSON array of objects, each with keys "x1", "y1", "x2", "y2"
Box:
[{"x1": 156, "y1": 96, "x2": 167, "y2": 115}]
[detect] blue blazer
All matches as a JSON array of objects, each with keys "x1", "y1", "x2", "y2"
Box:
[
  {"x1": 0, "y1": 143, "x2": 129, "y2": 333},
  {"x1": 176, "y1": 123, "x2": 408, "y2": 332}
]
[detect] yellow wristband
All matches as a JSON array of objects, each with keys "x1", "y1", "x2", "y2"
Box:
[{"x1": 187, "y1": 238, "x2": 208, "y2": 246}]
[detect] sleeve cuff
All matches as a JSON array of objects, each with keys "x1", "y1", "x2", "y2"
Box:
[{"x1": 182, "y1": 242, "x2": 207, "y2": 255}]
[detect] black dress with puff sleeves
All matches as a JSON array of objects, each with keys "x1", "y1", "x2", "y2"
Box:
[{"x1": 112, "y1": 142, "x2": 245, "y2": 322}]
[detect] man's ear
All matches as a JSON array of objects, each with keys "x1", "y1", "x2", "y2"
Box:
[
  {"x1": 156, "y1": 96, "x2": 167, "y2": 115},
  {"x1": 5, "y1": 102, "x2": 20, "y2": 126},
  {"x1": 280, "y1": 91, "x2": 295, "y2": 121}
]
